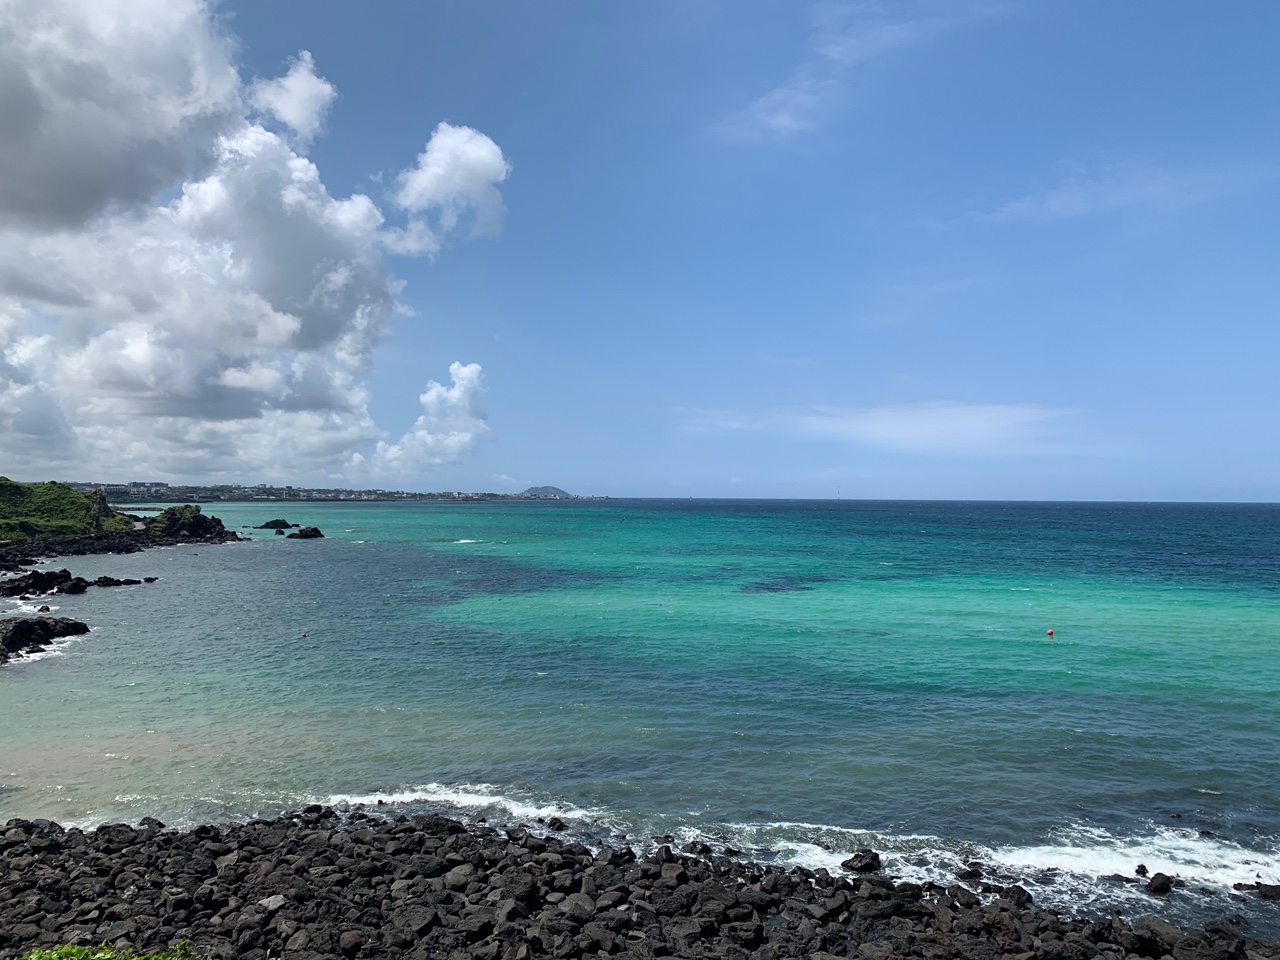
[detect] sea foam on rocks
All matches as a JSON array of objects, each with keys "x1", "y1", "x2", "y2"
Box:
[{"x1": 2, "y1": 810, "x2": 1278, "y2": 960}]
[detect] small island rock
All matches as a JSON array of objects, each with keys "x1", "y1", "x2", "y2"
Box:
[
  {"x1": 147, "y1": 504, "x2": 228, "y2": 539},
  {"x1": 286, "y1": 526, "x2": 324, "y2": 539}
]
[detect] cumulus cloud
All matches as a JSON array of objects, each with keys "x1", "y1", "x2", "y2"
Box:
[
  {"x1": 682, "y1": 401, "x2": 1071, "y2": 456},
  {"x1": 0, "y1": 0, "x2": 510, "y2": 483},
  {"x1": 390, "y1": 122, "x2": 512, "y2": 256},
  {"x1": 249, "y1": 50, "x2": 336, "y2": 145},
  {"x1": 359, "y1": 362, "x2": 489, "y2": 474},
  {"x1": 0, "y1": 0, "x2": 241, "y2": 229}
]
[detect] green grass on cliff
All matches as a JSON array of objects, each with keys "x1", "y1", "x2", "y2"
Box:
[
  {"x1": 14, "y1": 948, "x2": 201, "y2": 960},
  {"x1": 0, "y1": 477, "x2": 134, "y2": 541}
]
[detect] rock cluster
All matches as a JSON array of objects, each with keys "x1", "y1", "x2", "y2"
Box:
[
  {"x1": 0, "y1": 811, "x2": 1275, "y2": 960},
  {"x1": 286, "y1": 527, "x2": 324, "y2": 539},
  {"x1": 255, "y1": 520, "x2": 298, "y2": 530},
  {"x1": 1, "y1": 568, "x2": 159, "y2": 598},
  {"x1": 0, "y1": 568, "x2": 75, "y2": 597},
  {"x1": 0, "y1": 616, "x2": 89, "y2": 665},
  {"x1": 0, "y1": 523, "x2": 240, "y2": 570}
]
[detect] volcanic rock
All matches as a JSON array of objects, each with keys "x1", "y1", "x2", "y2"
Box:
[
  {"x1": 0, "y1": 616, "x2": 90, "y2": 665},
  {"x1": 842, "y1": 848, "x2": 883, "y2": 872},
  {"x1": 0, "y1": 811, "x2": 1272, "y2": 960},
  {"x1": 0, "y1": 567, "x2": 72, "y2": 596}
]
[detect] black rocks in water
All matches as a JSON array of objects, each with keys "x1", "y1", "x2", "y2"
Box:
[
  {"x1": 0, "y1": 567, "x2": 72, "y2": 596},
  {"x1": 1235, "y1": 883, "x2": 1280, "y2": 901},
  {"x1": 90, "y1": 575, "x2": 144, "y2": 587},
  {"x1": 1, "y1": 568, "x2": 156, "y2": 597},
  {"x1": 0, "y1": 813, "x2": 1275, "y2": 960},
  {"x1": 286, "y1": 526, "x2": 324, "y2": 539},
  {"x1": 841, "y1": 848, "x2": 883, "y2": 872},
  {"x1": 1147, "y1": 872, "x2": 1175, "y2": 896},
  {"x1": 256, "y1": 519, "x2": 297, "y2": 529},
  {"x1": 0, "y1": 616, "x2": 89, "y2": 665}
]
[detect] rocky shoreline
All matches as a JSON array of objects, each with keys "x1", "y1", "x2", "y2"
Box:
[
  {"x1": 1, "y1": 811, "x2": 1276, "y2": 960},
  {"x1": 0, "y1": 520, "x2": 241, "y2": 573},
  {"x1": 0, "y1": 504, "x2": 244, "y2": 667}
]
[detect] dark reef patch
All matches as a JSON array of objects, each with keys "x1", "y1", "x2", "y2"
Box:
[{"x1": 741, "y1": 574, "x2": 838, "y2": 594}]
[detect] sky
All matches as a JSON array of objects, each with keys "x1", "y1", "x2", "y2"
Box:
[{"x1": 1, "y1": 0, "x2": 1278, "y2": 500}]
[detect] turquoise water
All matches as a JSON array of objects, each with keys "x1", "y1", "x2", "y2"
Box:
[{"x1": 2, "y1": 500, "x2": 1278, "y2": 934}]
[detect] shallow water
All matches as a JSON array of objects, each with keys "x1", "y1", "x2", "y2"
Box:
[{"x1": 2, "y1": 500, "x2": 1277, "y2": 935}]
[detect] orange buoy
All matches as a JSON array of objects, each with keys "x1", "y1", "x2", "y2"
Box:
[{"x1": 1046, "y1": 629, "x2": 1054, "y2": 636}]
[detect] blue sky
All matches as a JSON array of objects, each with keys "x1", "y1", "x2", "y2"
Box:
[{"x1": 2, "y1": 1, "x2": 1278, "y2": 499}]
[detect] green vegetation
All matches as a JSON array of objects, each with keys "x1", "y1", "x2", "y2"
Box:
[
  {"x1": 0, "y1": 477, "x2": 134, "y2": 541},
  {"x1": 13, "y1": 947, "x2": 200, "y2": 960},
  {"x1": 146, "y1": 503, "x2": 220, "y2": 537}
]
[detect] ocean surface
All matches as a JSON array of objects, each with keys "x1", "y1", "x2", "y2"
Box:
[{"x1": 2, "y1": 499, "x2": 1278, "y2": 936}]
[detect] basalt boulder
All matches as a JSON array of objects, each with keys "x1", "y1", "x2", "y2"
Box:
[{"x1": 842, "y1": 848, "x2": 883, "y2": 872}]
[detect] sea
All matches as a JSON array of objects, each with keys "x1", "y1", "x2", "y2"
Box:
[{"x1": 2, "y1": 499, "x2": 1278, "y2": 937}]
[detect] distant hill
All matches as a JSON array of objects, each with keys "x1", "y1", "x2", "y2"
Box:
[
  {"x1": 522, "y1": 486, "x2": 573, "y2": 498},
  {"x1": 0, "y1": 477, "x2": 134, "y2": 540}
]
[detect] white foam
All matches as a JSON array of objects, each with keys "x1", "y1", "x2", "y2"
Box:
[
  {"x1": 5, "y1": 599, "x2": 60, "y2": 614},
  {"x1": 327, "y1": 782, "x2": 606, "y2": 824},
  {"x1": 720, "y1": 820, "x2": 984, "y2": 880},
  {"x1": 453, "y1": 539, "x2": 484, "y2": 544},
  {"x1": 994, "y1": 823, "x2": 1280, "y2": 892},
  {"x1": 2, "y1": 634, "x2": 85, "y2": 664}
]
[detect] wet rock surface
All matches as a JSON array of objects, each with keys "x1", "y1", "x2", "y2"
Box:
[
  {"x1": 0, "y1": 811, "x2": 1275, "y2": 960},
  {"x1": 0, "y1": 616, "x2": 89, "y2": 665},
  {"x1": 286, "y1": 527, "x2": 324, "y2": 539}
]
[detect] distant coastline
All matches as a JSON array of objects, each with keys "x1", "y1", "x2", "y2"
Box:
[{"x1": 58, "y1": 481, "x2": 607, "y2": 506}]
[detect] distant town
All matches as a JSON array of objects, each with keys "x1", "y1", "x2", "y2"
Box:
[{"x1": 61, "y1": 482, "x2": 599, "y2": 504}]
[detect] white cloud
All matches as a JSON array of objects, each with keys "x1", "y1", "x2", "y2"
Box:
[
  {"x1": 682, "y1": 401, "x2": 1070, "y2": 456},
  {"x1": 0, "y1": 0, "x2": 241, "y2": 229},
  {"x1": 977, "y1": 161, "x2": 1249, "y2": 223},
  {"x1": 360, "y1": 362, "x2": 489, "y2": 476},
  {"x1": 249, "y1": 50, "x2": 336, "y2": 145},
  {"x1": 391, "y1": 122, "x2": 512, "y2": 255},
  {"x1": 0, "y1": 1, "x2": 507, "y2": 483},
  {"x1": 717, "y1": 1, "x2": 977, "y2": 141}
]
